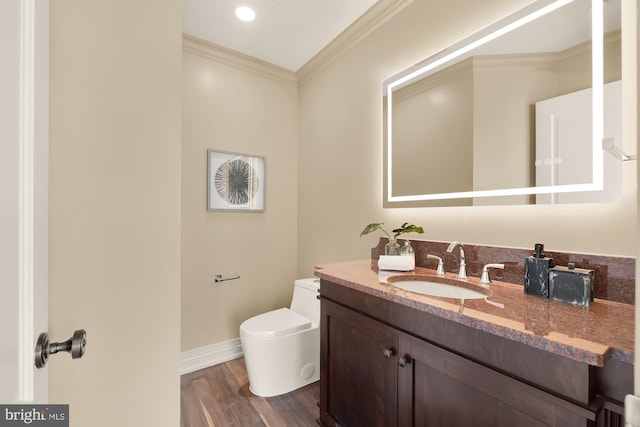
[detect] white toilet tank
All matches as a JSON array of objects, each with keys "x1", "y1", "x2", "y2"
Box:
[{"x1": 290, "y1": 278, "x2": 320, "y2": 324}]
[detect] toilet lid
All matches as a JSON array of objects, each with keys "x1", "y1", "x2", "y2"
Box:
[{"x1": 240, "y1": 308, "x2": 312, "y2": 339}]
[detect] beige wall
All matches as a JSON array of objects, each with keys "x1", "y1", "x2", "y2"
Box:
[
  {"x1": 49, "y1": 1, "x2": 182, "y2": 426},
  {"x1": 297, "y1": 0, "x2": 637, "y2": 277},
  {"x1": 181, "y1": 39, "x2": 299, "y2": 351}
]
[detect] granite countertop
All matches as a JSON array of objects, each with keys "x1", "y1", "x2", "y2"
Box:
[{"x1": 314, "y1": 259, "x2": 634, "y2": 367}]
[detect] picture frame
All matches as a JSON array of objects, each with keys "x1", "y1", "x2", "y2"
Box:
[{"x1": 207, "y1": 149, "x2": 266, "y2": 212}]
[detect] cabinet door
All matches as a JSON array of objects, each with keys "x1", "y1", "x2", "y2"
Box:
[
  {"x1": 320, "y1": 299, "x2": 398, "y2": 427},
  {"x1": 397, "y1": 334, "x2": 596, "y2": 427}
]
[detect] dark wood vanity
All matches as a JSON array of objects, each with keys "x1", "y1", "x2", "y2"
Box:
[{"x1": 315, "y1": 259, "x2": 634, "y2": 427}]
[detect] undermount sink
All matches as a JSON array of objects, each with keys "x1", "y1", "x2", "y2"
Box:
[{"x1": 388, "y1": 275, "x2": 492, "y2": 300}]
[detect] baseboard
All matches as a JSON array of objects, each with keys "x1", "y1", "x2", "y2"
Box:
[{"x1": 180, "y1": 338, "x2": 244, "y2": 375}]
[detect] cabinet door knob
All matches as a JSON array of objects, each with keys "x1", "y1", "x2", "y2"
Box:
[
  {"x1": 398, "y1": 355, "x2": 412, "y2": 367},
  {"x1": 382, "y1": 347, "x2": 396, "y2": 359}
]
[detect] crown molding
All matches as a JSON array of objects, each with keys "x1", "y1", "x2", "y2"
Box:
[
  {"x1": 297, "y1": 0, "x2": 414, "y2": 85},
  {"x1": 183, "y1": 1, "x2": 413, "y2": 85},
  {"x1": 182, "y1": 34, "x2": 297, "y2": 84}
]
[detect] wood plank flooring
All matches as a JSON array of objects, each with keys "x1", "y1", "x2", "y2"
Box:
[{"x1": 181, "y1": 358, "x2": 320, "y2": 427}]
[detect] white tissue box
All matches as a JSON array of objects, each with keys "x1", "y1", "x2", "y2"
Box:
[{"x1": 378, "y1": 255, "x2": 415, "y2": 271}]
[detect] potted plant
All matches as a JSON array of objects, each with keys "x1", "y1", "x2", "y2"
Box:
[{"x1": 360, "y1": 222, "x2": 424, "y2": 255}]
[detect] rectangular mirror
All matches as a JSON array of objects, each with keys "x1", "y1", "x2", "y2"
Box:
[{"x1": 383, "y1": 0, "x2": 622, "y2": 207}]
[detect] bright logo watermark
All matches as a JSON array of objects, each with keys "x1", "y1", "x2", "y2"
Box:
[{"x1": 0, "y1": 405, "x2": 68, "y2": 426}]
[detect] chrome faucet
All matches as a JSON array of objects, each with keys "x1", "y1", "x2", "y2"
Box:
[{"x1": 446, "y1": 241, "x2": 467, "y2": 279}]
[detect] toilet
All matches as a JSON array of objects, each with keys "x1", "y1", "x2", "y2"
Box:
[{"x1": 239, "y1": 278, "x2": 320, "y2": 397}]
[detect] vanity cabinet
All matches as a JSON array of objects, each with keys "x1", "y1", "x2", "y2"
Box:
[{"x1": 319, "y1": 279, "x2": 630, "y2": 427}]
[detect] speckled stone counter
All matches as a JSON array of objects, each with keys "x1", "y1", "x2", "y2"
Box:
[{"x1": 314, "y1": 259, "x2": 634, "y2": 367}]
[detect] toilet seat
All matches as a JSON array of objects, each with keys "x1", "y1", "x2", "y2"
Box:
[{"x1": 240, "y1": 308, "x2": 311, "y2": 339}]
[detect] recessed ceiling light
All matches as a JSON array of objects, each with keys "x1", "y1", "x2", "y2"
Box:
[{"x1": 235, "y1": 6, "x2": 256, "y2": 22}]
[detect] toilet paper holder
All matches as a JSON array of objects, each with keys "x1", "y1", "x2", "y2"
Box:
[{"x1": 214, "y1": 274, "x2": 240, "y2": 283}]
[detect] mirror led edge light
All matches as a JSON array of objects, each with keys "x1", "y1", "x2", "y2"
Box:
[
  {"x1": 591, "y1": 0, "x2": 604, "y2": 191},
  {"x1": 386, "y1": 0, "x2": 604, "y2": 203}
]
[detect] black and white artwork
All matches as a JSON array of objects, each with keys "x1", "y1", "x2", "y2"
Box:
[{"x1": 207, "y1": 149, "x2": 265, "y2": 212}]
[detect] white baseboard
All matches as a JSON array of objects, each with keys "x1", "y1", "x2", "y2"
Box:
[{"x1": 180, "y1": 338, "x2": 244, "y2": 375}]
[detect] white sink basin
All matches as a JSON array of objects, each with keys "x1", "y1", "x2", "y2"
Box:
[{"x1": 388, "y1": 277, "x2": 491, "y2": 300}]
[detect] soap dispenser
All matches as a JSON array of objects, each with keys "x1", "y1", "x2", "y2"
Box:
[
  {"x1": 524, "y1": 243, "x2": 554, "y2": 297},
  {"x1": 400, "y1": 240, "x2": 414, "y2": 256}
]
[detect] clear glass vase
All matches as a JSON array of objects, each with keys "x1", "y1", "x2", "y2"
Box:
[{"x1": 385, "y1": 238, "x2": 401, "y2": 256}]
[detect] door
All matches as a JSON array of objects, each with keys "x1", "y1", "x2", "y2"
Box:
[
  {"x1": 320, "y1": 299, "x2": 398, "y2": 427},
  {"x1": 397, "y1": 333, "x2": 595, "y2": 426},
  {"x1": 535, "y1": 80, "x2": 622, "y2": 204},
  {"x1": 1, "y1": 0, "x2": 49, "y2": 403}
]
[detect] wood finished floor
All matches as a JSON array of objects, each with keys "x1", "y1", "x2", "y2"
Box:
[{"x1": 181, "y1": 358, "x2": 320, "y2": 427}]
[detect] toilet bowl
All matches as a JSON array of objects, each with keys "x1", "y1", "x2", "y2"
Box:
[{"x1": 239, "y1": 278, "x2": 320, "y2": 397}]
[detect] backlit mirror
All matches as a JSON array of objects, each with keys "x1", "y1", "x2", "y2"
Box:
[{"x1": 383, "y1": 0, "x2": 622, "y2": 207}]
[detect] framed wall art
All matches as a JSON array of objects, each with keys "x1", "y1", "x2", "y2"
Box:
[{"x1": 207, "y1": 149, "x2": 265, "y2": 212}]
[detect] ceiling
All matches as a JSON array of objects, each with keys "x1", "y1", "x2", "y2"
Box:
[{"x1": 182, "y1": 0, "x2": 380, "y2": 71}]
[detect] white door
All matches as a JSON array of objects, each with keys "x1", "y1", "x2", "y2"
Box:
[
  {"x1": 1, "y1": 0, "x2": 49, "y2": 403},
  {"x1": 535, "y1": 80, "x2": 623, "y2": 204}
]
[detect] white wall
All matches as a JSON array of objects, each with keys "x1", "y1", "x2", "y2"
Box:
[{"x1": 49, "y1": 1, "x2": 182, "y2": 425}]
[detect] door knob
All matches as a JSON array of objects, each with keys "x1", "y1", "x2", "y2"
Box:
[{"x1": 35, "y1": 329, "x2": 87, "y2": 369}]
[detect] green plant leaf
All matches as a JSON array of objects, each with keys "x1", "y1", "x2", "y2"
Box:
[
  {"x1": 391, "y1": 223, "x2": 425, "y2": 238},
  {"x1": 360, "y1": 223, "x2": 385, "y2": 237},
  {"x1": 361, "y1": 222, "x2": 423, "y2": 239}
]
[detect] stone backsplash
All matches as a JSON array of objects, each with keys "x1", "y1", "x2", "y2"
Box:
[{"x1": 372, "y1": 238, "x2": 635, "y2": 305}]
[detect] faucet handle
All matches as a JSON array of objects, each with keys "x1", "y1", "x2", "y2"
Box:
[
  {"x1": 479, "y1": 263, "x2": 505, "y2": 285},
  {"x1": 427, "y1": 254, "x2": 445, "y2": 276}
]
